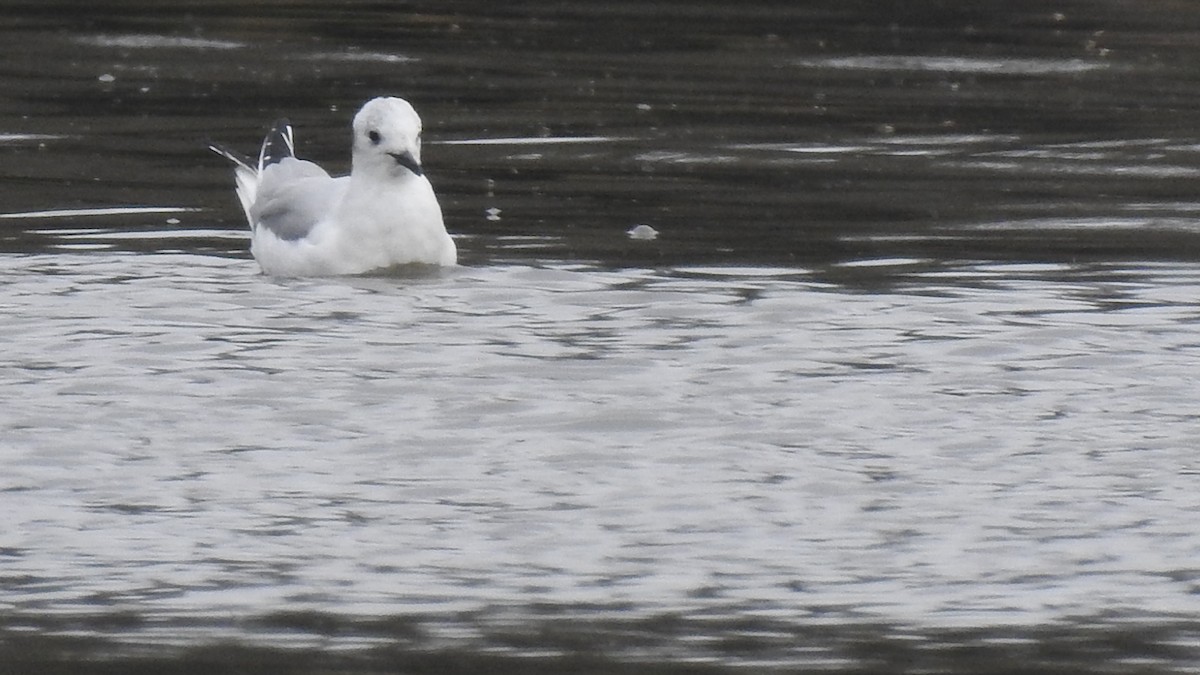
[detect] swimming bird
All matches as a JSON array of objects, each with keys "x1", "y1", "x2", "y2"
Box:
[{"x1": 208, "y1": 97, "x2": 456, "y2": 275}]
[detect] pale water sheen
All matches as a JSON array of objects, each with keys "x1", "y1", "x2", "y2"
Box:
[{"x1": 3, "y1": 252, "x2": 1199, "y2": 669}]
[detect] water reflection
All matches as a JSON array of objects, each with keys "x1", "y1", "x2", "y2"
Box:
[{"x1": 796, "y1": 55, "x2": 1110, "y2": 75}]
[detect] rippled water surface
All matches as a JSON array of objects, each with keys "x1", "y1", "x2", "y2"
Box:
[{"x1": 3, "y1": 2, "x2": 1200, "y2": 673}]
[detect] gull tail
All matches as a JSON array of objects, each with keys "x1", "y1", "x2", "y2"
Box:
[
  {"x1": 207, "y1": 141, "x2": 259, "y2": 228},
  {"x1": 207, "y1": 119, "x2": 293, "y2": 230}
]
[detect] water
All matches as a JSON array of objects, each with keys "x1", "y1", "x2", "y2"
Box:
[{"x1": 2, "y1": 2, "x2": 1200, "y2": 673}]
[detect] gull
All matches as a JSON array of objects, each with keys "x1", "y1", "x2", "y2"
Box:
[{"x1": 208, "y1": 97, "x2": 456, "y2": 275}]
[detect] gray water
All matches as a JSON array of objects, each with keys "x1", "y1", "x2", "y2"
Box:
[{"x1": 3, "y1": 2, "x2": 1200, "y2": 673}]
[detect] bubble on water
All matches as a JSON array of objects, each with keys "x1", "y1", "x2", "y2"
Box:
[{"x1": 627, "y1": 224, "x2": 658, "y2": 240}]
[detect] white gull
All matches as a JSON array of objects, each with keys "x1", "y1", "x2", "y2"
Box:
[{"x1": 209, "y1": 96, "x2": 456, "y2": 275}]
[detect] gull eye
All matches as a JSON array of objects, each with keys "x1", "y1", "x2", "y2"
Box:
[{"x1": 367, "y1": 130, "x2": 382, "y2": 145}]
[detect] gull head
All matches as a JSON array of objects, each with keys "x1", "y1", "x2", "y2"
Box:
[{"x1": 351, "y1": 97, "x2": 425, "y2": 178}]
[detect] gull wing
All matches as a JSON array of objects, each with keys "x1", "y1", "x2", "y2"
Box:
[{"x1": 250, "y1": 158, "x2": 347, "y2": 241}]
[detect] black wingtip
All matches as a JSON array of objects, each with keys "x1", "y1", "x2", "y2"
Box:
[
  {"x1": 258, "y1": 118, "x2": 295, "y2": 169},
  {"x1": 206, "y1": 140, "x2": 253, "y2": 169}
]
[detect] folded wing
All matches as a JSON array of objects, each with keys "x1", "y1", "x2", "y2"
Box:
[{"x1": 250, "y1": 158, "x2": 347, "y2": 241}]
